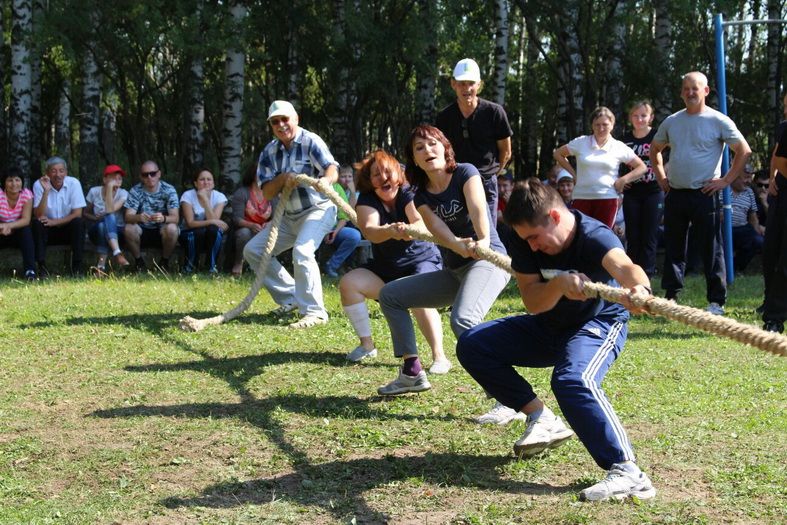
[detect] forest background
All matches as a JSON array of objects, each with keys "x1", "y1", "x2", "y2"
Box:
[{"x1": 2, "y1": 0, "x2": 785, "y2": 194}]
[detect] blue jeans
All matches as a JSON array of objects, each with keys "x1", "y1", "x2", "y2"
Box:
[
  {"x1": 457, "y1": 313, "x2": 635, "y2": 470},
  {"x1": 88, "y1": 214, "x2": 124, "y2": 255},
  {"x1": 325, "y1": 226, "x2": 362, "y2": 272}
]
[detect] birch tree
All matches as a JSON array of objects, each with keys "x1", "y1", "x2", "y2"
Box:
[
  {"x1": 491, "y1": 0, "x2": 510, "y2": 106},
  {"x1": 186, "y1": 0, "x2": 206, "y2": 179},
  {"x1": 55, "y1": 80, "x2": 71, "y2": 161},
  {"x1": 414, "y1": 0, "x2": 438, "y2": 125},
  {"x1": 10, "y1": 0, "x2": 33, "y2": 182},
  {"x1": 29, "y1": 0, "x2": 43, "y2": 168},
  {"x1": 220, "y1": 1, "x2": 247, "y2": 186},
  {"x1": 79, "y1": 14, "x2": 101, "y2": 184},
  {"x1": 603, "y1": 1, "x2": 625, "y2": 133},
  {"x1": 653, "y1": 0, "x2": 674, "y2": 124},
  {"x1": 0, "y1": 4, "x2": 7, "y2": 171},
  {"x1": 327, "y1": 0, "x2": 352, "y2": 164}
]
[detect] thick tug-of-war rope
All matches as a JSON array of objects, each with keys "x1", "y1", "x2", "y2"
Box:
[{"x1": 180, "y1": 175, "x2": 787, "y2": 357}]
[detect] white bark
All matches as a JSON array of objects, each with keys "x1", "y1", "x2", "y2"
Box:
[
  {"x1": 187, "y1": 0, "x2": 205, "y2": 176},
  {"x1": 653, "y1": 0, "x2": 673, "y2": 124},
  {"x1": 10, "y1": 0, "x2": 32, "y2": 181},
  {"x1": 55, "y1": 80, "x2": 71, "y2": 160},
  {"x1": 220, "y1": 2, "x2": 247, "y2": 186},
  {"x1": 766, "y1": 0, "x2": 784, "y2": 149},
  {"x1": 79, "y1": 23, "x2": 101, "y2": 183},
  {"x1": 415, "y1": 0, "x2": 437, "y2": 124},
  {"x1": 492, "y1": 0, "x2": 510, "y2": 106}
]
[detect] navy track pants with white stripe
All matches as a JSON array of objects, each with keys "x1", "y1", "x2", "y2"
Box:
[{"x1": 457, "y1": 314, "x2": 635, "y2": 470}]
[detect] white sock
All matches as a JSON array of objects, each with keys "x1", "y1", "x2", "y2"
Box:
[
  {"x1": 112, "y1": 249, "x2": 122, "y2": 256},
  {"x1": 343, "y1": 302, "x2": 372, "y2": 339},
  {"x1": 617, "y1": 461, "x2": 642, "y2": 475}
]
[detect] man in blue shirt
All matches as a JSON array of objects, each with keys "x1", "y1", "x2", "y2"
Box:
[
  {"x1": 457, "y1": 178, "x2": 656, "y2": 502},
  {"x1": 243, "y1": 100, "x2": 338, "y2": 329}
]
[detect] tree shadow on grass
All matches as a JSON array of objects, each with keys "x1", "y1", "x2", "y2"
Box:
[{"x1": 159, "y1": 452, "x2": 581, "y2": 523}]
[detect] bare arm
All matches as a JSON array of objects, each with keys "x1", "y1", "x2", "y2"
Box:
[
  {"x1": 497, "y1": 137, "x2": 512, "y2": 174},
  {"x1": 356, "y1": 204, "x2": 401, "y2": 244},
  {"x1": 702, "y1": 139, "x2": 752, "y2": 194},
  {"x1": 553, "y1": 145, "x2": 576, "y2": 178},
  {"x1": 650, "y1": 140, "x2": 670, "y2": 193},
  {"x1": 615, "y1": 156, "x2": 648, "y2": 191},
  {"x1": 601, "y1": 247, "x2": 651, "y2": 313},
  {"x1": 5, "y1": 199, "x2": 32, "y2": 230}
]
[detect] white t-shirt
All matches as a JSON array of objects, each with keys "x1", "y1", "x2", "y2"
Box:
[
  {"x1": 567, "y1": 135, "x2": 637, "y2": 200},
  {"x1": 32, "y1": 176, "x2": 87, "y2": 219},
  {"x1": 86, "y1": 186, "x2": 129, "y2": 226},
  {"x1": 180, "y1": 189, "x2": 228, "y2": 222}
]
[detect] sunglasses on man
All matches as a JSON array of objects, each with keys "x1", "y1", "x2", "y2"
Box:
[
  {"x1": 270, "y1": 116, "x2": 290, "y2": 127},
  {"x1": 141, "y1": 170, "x2": 159, "y2": 178}
]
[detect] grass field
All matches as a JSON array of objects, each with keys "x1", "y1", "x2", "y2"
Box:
[{"x1": 0, "y1": 272, "x2": 784, "y2": 524}]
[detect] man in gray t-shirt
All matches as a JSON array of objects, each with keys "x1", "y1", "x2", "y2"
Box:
[{"x1": 650, "y1": 71, "x2": 751, "y2": 314}]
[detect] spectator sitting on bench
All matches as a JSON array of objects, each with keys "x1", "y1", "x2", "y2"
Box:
[
  {"x1": 84, "y1": 164, "x2": 130, "y2": 273},
  {"x1": 323, "y1": 166, "x2": 362, "y2": 278},
  {"x1": 0, "y1": 167, "x2": 36, "y2": 279},
  {"x1": 32, "y1": 157, "x2": 86, "y2": 277},
  {"x1": 230, "y1": 164, "x2": 272, "y2": 277},
  {"x1": 179, "y1": 168, "x2": 229, "y2": 274},
  {"x1": 123, "y1": 161, "x2": 179, "y2": 272}
]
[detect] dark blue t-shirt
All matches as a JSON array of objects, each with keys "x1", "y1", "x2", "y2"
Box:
[
  {"x1": 356, "y1": 186, "x2": 441, "y2": 269},
  {"x1": 414, "y1": 163, "x2": 506, "y2": 269},
  {"x1": 509, "y1": 210, "x2": 628, "y2": 331}
]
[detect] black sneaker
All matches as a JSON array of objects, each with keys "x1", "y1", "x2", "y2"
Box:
[
  {"x1": 755, "y1": 303, "x2": 765, "y2": 315},
  {"x1": 24, "y1": 270, "x2": 37, "y2": 281},
  {"x1": 135, "y1": 257, "x2": 147, "y2": 272},
  {"x1": 37, "y1": 263, "x2": 50, "y2": 279},
  {"x1": 763, "y1": 321, "x2": 784, "y2": 334}
]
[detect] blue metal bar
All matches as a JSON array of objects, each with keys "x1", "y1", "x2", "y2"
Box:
[{"x1": 714, "y1": 13, "x2": 735, "y2": 284}]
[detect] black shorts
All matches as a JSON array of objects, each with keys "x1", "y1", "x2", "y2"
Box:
[{"x1": 363, "y1": 256, "x2": 442, "y2": 284}]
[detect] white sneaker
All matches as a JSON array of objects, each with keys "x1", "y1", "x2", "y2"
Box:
[
  {"x1": 513, "y1": 407, "x2": 574, "y2": 458},
  {"x1": 377, "y1": 369, "x2": 431, "y2": 395},
  {"x1": 705, "y1": 302, "x2": 725, "y2": 315},
  {"x1": 346, "y1": 346, "x2": 378, "y2": 362},
  {"x1": 428, "y1": 359, "x2": 452, "y2": 375},
  {"x1": 288, "y1": 315, "x2": 328, "y2": 329},
  {"x1": 475, "y1": 401, "x2": 527, "y2": 425},
  {"x1": 579, "y1": 463, "x2": 656, "y2": 502}
]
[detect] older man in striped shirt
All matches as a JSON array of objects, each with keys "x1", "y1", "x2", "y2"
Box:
[{"x1": 243, "y1": 100, "x2": 338, "y2": 329}]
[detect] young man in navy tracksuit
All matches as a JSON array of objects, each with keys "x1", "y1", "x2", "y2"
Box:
[{"x1": 457, "y1": 178, "x2": 656, "y2": 502}]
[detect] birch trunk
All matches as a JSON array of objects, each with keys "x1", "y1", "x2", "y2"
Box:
[
  {"x1": 79, "y1": 25, "x2": 101, "y2": 184},
  {"x1": 185, "y1": 0, "x2": 205, "y2": 179},
  {"x1": 415, "y1": 0, "x2": 437, "y2": 124},
  {"x1": 220, "y1": 2, "x2": 247, "y2": 186},
  {"x1": 653, "y1": 0, "x2": 673, "y2": 124},
  {"x1": 286, "y1": 26, "x2": 299, "y2": 106},
  {"x1": 0, "y1": 5, "x2": 7, "y2": 170},
  {"x1": 492, "y1": 0, "x2": 510, "y2": 106},
  {"x1": 556, "y1": 1, "x2": 583, "y2": 141},
  {"x1": 328, "y1": 0, "x2": 351, "y2": 165},
  {"x1": 766, "y1": 0, "x2": 784, "y2": 149},
  {"x1": 29, "y1": 0, "x2": 42, "y2": 168},
  {"x1": 603, "y1": 1, "x2": 625, "y2": 134},
  {"x1": 55, "y1": 80, "x2": 71, "y2": 160},
  {"x1": 10, "y1": 0, "x2": 32, "y2": 182}
]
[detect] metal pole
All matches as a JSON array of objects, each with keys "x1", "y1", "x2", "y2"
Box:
[{"x1": 714, "y1": 13, "x2": 735, "y2": 284}]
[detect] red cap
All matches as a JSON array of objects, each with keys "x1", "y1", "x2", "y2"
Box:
[{"x1": 103, "y1": 164, "x2": 126, "y2": 177}]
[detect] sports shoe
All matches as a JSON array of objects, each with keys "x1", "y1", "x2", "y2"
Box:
[
  {"x1": 579, "y1": 463, "x2": 657, "y2": 502},
  {"x1": 272, "y1": 303, "x2": 298, "y2": 316},
  {"x1": 428, "y1": 359, "x2": 452, "y2": 375},
  {"x1": 513, "y1": 406, "x2": 574, "y2": 458},
  {"x1": 705, "y1": 302, "x2": 725, "y2": 315},
  {"x1": 763, "y1": 321, "x2": 784, "y2": 334},
  {"x1": 476, "y1": 401, "x2": 527, "y2": 425},
  {"x1": 24, "y1": 270, "x2": 37, "y2": 281},
  {"x1": 346, "y1": 346, "x2": 378, "y2": 362},
  {"x1": 288, "y1": 315, "x2": 328, "y2": 329},
  {"x1": 377, "y1": 369, "x2": 431, "y2": 395},
  {"x1": 113, "y1": 253, "x2": 130, "y2": 268},
  {"x1": 324, "y1": 266, "x2": 339, "y2": 278}
]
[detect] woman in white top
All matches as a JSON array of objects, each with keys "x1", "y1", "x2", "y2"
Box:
[
  {"x1": 85, "y1": 165, "x2": 130, "y2": 272},
  {"x1": 179, "y1": 168, "x2": 228, "y2": 274},
  {"x1": 553, "y1": 106, "x2": 646, "y2": 227}
]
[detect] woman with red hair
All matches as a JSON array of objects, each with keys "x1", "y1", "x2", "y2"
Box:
[{"x1": 339, "y1": 150, "x2": 450, "y2": 373}]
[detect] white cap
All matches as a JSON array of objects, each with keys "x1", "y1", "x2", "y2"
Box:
[
  {"x1": 452, "y1": 58, "x2": 481, "y2": 82},
  {"x1": 556, "y1": 169, "x2": 574, "y2": 183},
  {"x1": 267, "y1": 100, "x2": 297, "y2": 120}
]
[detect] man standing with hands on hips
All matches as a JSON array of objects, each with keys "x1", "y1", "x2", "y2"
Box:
[{"x1": 243, "y1": 100, "x2": 338, "y2": 329}]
